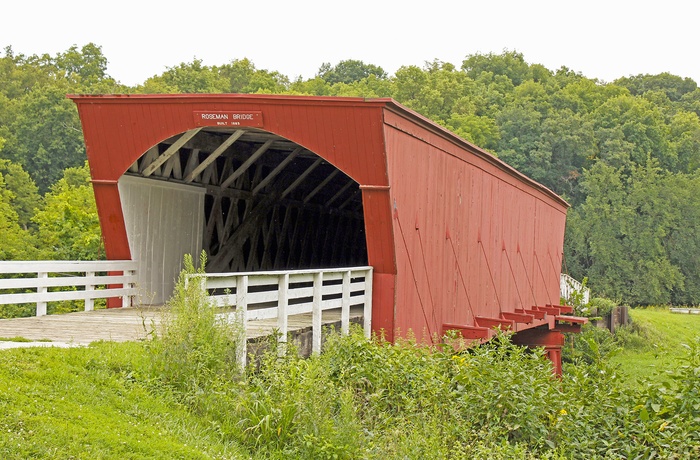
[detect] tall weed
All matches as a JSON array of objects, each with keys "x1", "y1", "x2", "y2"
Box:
[{"x1": 148, "y1": 252, "x2": 244, "y2": 402}]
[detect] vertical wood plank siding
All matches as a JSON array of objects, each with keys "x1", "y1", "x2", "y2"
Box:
[
  {"x1": 383, "y1": 108, "x2": 568, "y2": 341},
  {"x1": 70, "y1": 94, "x2": 568, "y2": 342}
]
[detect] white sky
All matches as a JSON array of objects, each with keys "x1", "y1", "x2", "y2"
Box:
[{"x1": 3, "y1": 0, "x2": 698, "y2": 87}]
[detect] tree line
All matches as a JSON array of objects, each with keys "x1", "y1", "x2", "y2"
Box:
[{"x1": 1, "y1": 44, "x2": 699, "y2": 305}]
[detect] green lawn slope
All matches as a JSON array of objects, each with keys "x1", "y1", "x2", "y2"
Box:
[
  {"x1": 0, "y1": 342, "x2": 246, "y2": 459},
  {"x1": 611, "y1": 307, "x2": 700, "y2": 382}
]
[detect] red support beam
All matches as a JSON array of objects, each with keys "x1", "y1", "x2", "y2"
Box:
[
  {"x1": 475, "y1": 316, "x2": 515, "y2": 331},
  {"x1": 371, "y1": 273, "x2": 396, "y2": 342},
  {"x1": 555, "y1": 315, "x2": 587, "y2": 324},
  {"x1": 547, "y1": 303, "x2": 574, "y2": 314},
  {"x1": 534, "y1": 305, "x2": 561, "y2": 315},
  {"x1": 553, "y1": 323, "x2": 583, "y2": 333},
  {"x1": 501, "y1": 311, "x2": 535, "y2": 324},
  {"x1": 442, "y1": 323, "x2": 492, "y2": 341},
  {"x1": 511, "y1": 328, "x2": 566, "y2": 376},
  {"x1": 515, "y1": 308, "x2": 546, "y2": 320}
]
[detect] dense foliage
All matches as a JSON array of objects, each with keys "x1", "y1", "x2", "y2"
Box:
[
  {"x1": 1, "y1": 43, "x2": 699, "y2": 304},
  {"x1": 4, "y1": 297, "x2": 698, "y2": 458}
]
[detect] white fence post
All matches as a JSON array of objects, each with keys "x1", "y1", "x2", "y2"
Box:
[
  {"x1": 560, "y1": 273, "x2": 590, "y2": 305},
  {"x1": 312, "y1": 271, "x2": 323, "y2": 354},
  {"x1": 237, "y1": 275, "x2": 249, "y2": 368},
  {"x1": 341, "y1": 270, "x2": 351, "y2": 335},
  {"x1": 278, "y1": 273, "x2": 289, "y2": 349},
  {"x1": 363, "y1": 268, "x2": 373, "y2": 339},
  {"x1": 122, "y1": 269, "x2": 134, "y2": 307},
  {"x1": 36, "y1": 272, "x2": 48, "y2": 316},
  {"x1": 85, "y1": 271, "x2": 95, "y2": 311}
]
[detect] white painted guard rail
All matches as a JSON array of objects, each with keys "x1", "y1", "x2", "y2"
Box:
[
  {"x1": 560, "y1": 273, "x2": 590, "y2": 305},
  {"x1": 190, "y1": 266, "x2": 373, "y2": 365},
  {"x1": 0, "y1": 261, "x2": 138, "y2": 316}
]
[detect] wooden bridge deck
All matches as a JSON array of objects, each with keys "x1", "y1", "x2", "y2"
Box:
[{"x1": 0, "y1": 305, "x2": 364, "y2": 349}]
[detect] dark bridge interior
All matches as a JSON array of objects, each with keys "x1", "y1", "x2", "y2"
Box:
[{"x1": 126, "y1": 127, "x2": 368, "y2": 273}]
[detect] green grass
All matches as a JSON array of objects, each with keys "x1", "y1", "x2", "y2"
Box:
[
  {"x1": 0, "y1": 341, "x2": 247, "y2": 459},
  {"x1": 611, "y1": 306, "x2": 700, "y2": 383},
  {"x1": 0, "y1": 337, "x2": 52, "y2": 343}
]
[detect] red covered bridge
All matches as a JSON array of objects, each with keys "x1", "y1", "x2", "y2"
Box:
[{"x1": 69, "y1": 94, "x2": 583, "y2": 372}]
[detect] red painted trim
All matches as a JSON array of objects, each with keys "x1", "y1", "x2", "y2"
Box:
[
  {"x1": 372, "y1": 273, "x2": 396, "y2": 341},
  {"x1": 91, "y1": 183, "x2": 130, "y2": 261}
]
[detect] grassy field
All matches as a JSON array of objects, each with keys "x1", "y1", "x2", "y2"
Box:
[
  {"x1": 610, "y1": 307, "x2": 700, "y2": 383},
  {"x1": 0, "y1": 342, "x2": 245, "y2": 459}
]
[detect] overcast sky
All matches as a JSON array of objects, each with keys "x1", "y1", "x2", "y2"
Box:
[{"x1": 3, "y1": 0, "x2": 698, "y2": 87}]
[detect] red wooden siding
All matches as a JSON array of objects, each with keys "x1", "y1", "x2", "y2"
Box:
[
  {"x1": 382, "y1": 106, "x2": 568, "y2": 341},
  {"x1": 75, "y1": 95, "x2": 389, "y2": 186}
]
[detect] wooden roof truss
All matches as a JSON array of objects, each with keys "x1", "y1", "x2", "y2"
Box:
[{"x1": 126, "y1": 128, "x2": 367, "y2": 273}]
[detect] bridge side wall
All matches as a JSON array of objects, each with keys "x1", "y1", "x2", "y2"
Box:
[{"x1": 383, "y1": 108, "x2": 568, "y2": 341}]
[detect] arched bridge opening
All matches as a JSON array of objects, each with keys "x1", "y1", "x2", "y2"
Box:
[{"x1": 120, "y1": 127, "x2": 367, "y2": 302}]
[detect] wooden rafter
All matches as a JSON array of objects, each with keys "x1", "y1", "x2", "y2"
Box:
[
  {"x1": 209, "y1": 189, "x2": 286, "y2": 271},
  {"x1": 326, "y1": 179, "x2": 355, "y2": 207},
  {"x1": 274, "y1": 206, "x2": 294, "y2": 268},
  {"x1": 339, "y1": 189, "x2": 360, "y2": 210},
  {"x1": 219, "y1": 139, "x2": 274, "y2": 190},
  {"x1": 162, "y1": 153, "x2": 180, "y2": 179},
  {"x1": 281, "y1": 157, "x2": 324, "y2": 199},
  {"x1": 138, "y1": 147, "x2": 160, "y2": 175},
  {"x1": 260, "y1": 206, "x2": 281, "y2": 268},
  {"x1": 142, "y1": 128, "x2": 202, "y2": 177},
  {"x1": 204, "y1": 195, "x2": 223, "y2": 250},
  {"x1": 183, "y1": 150, "x2": 201, "y2": 178},
  {"x1": 201, "y1": 161, "x2": 219, "y2": 185},
  {"x1": 303, "y1": 169, "x2": 339, "y2": 204},
  {"x1": 252, "y1": 147, "x2": 303, "y2": 196},
  {"x1": 184, "y1": 130, "x2": 244, "y2": 183},
  {"x1": 286, "y1": 208, "x2": 305, "y2": 268}
]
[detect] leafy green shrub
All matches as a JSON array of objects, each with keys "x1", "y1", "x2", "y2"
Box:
[
  {"x1": 563, "y1": 323, "x2": 621, "y2": 365},
  {"x1": 0, "y1": 302, "x2": 35, "y2": 318},
  {"x1": 587, "y1": 296, "x2": 617, "y2": 317},
  {"x1": 148, "y1": 252, "x2": 244, "y2": 400}
]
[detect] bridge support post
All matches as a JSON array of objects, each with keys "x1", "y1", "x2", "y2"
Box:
[{"x1": 511, "y1": 328, "x2": 565, "y2": 376}]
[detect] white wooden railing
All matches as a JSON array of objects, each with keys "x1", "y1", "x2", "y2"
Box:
[
  {"x1": 190, "y1": 266, "x2": 373, "y2": 365},
  {"x1": 0, "y1": 261, "x2": 138, "y2": 316},
  {"x1": 560, "y1": 273, "x2": 590, "y2": 305}
]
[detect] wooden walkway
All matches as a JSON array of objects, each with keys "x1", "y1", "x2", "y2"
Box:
[{"x1": 0, "y1": 305, "x2": 364, "y2": 349}]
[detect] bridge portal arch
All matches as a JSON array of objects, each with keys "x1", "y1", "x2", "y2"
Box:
[{"x1": 118, "y1": 127, "x2": 369, "y2": 302}]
